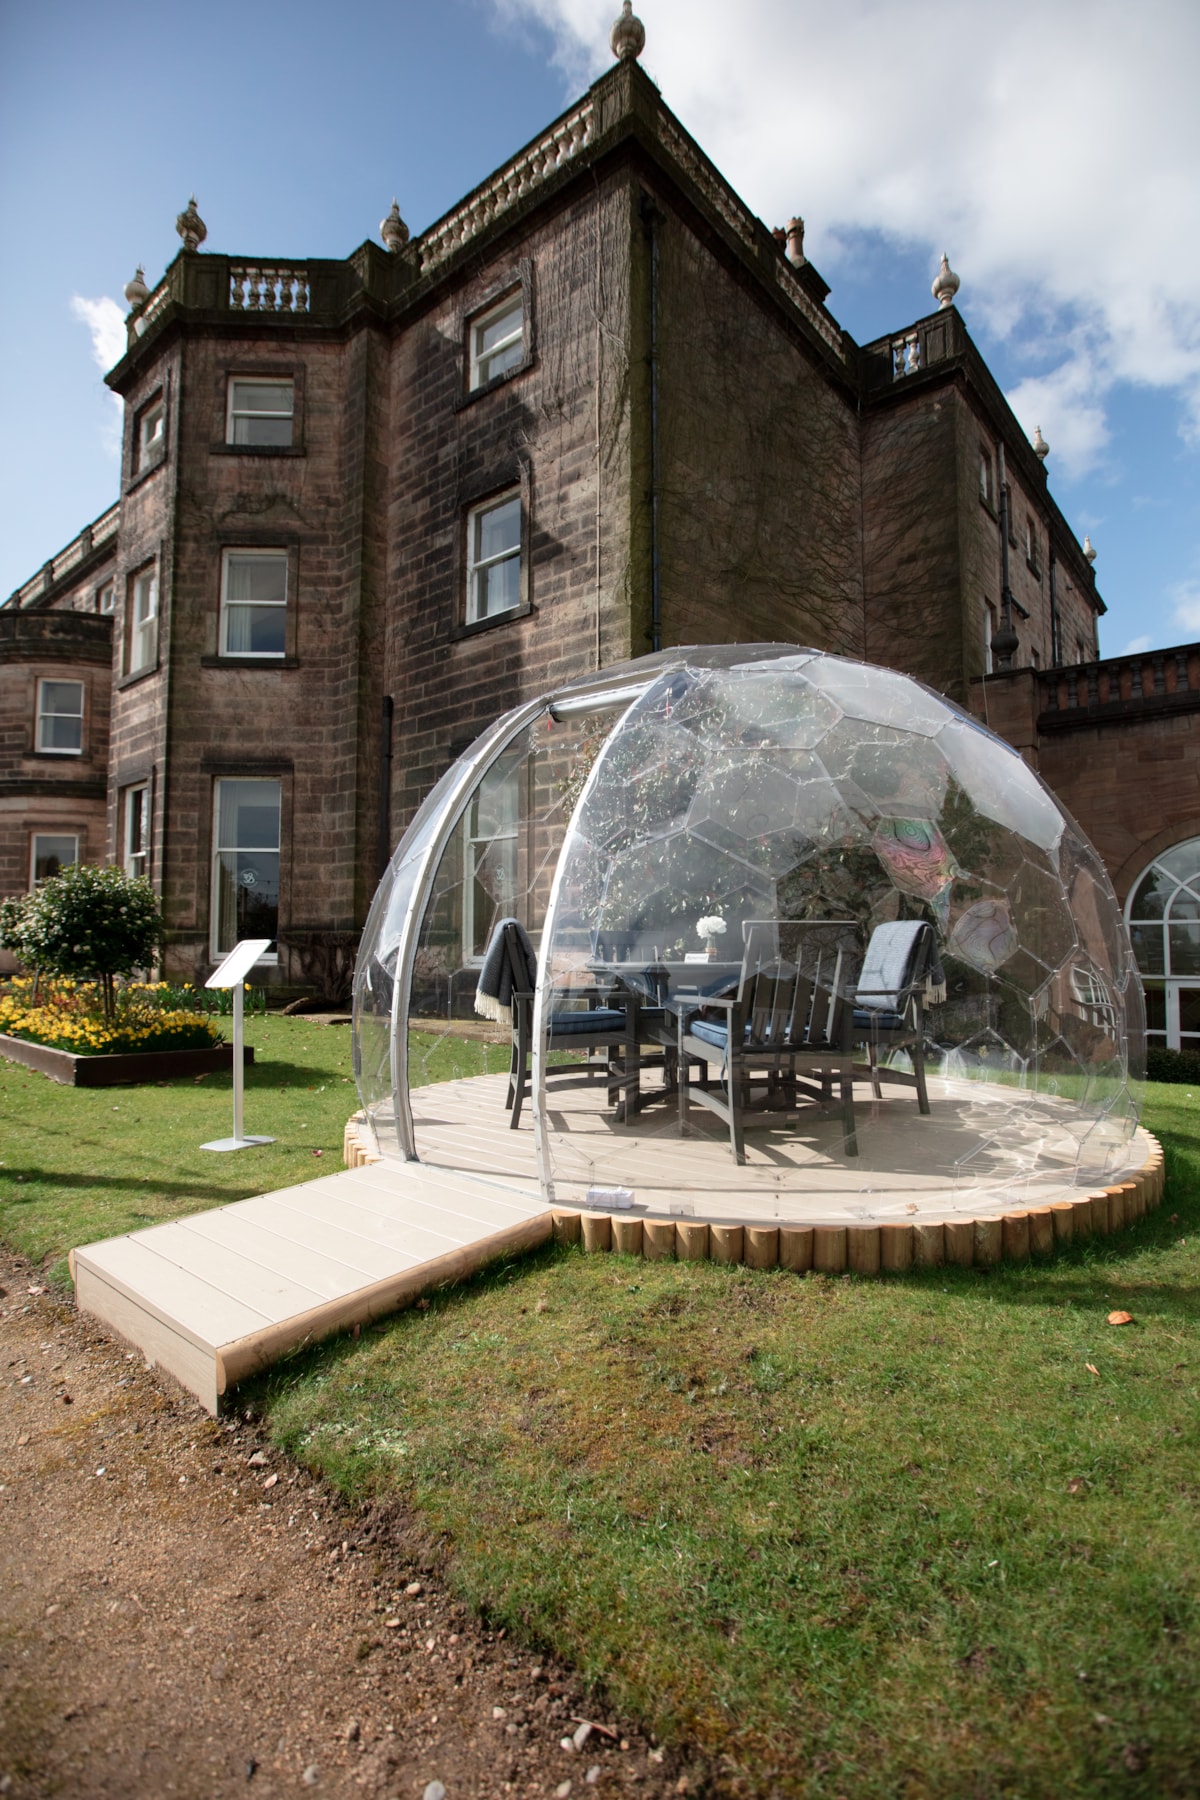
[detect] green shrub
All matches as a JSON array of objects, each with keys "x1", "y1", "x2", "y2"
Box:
[
  {"x1": 1, "y1": 863, "x2": 164, "y2": 1017},
  {"x1": 1146, "y1": 1044, "x2": 1200, "y2": 1086}
]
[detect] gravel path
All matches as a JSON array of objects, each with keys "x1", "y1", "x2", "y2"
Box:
[{"x1": 0, "y1": 1250, "x2": 699, "y2": 1799}]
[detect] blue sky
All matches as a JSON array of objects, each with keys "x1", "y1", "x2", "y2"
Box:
[{"x1": 2, "y1": 0, "x2": 1197, "y2": 657}]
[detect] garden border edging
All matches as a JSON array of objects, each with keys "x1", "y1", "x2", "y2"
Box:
[{"x1": 1, "y1": 1032, "x2": 249, "y2": 1087}]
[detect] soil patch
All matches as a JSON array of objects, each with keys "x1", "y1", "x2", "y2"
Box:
[{"x1": 0, "y1": 1250, "x2": 694, "y2": 1799}]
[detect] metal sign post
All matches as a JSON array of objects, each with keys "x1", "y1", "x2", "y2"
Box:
[{"x1": 200, "y1": 938, "x2": 275, "y2": 1152}]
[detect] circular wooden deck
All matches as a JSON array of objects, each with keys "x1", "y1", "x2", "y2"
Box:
[{"x1": 345, "y1": 1066, "x2": 1162, "y2": 1274}]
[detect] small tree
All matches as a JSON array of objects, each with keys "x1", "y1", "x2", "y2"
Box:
[
  {"x1": 7, "y1": 863, "x2": 164, "y2": 1018},
  {"x1": 0, "y1": 893, "x2": 41, "y2": 997}
]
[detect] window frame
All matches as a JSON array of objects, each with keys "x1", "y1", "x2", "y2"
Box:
[
  {"x1": 96, "y1": 579, "x2": 116, "y2": 616},
  {"x1": 219, "y1": 547, "x2": 289, "y2": 660},
  {"x1": 1126, "y1": 837, "x2": 1200, "y2": 1052},
  {"x1": 30, "y1": 833, "x2": 78, "y2": 888},
  {"x1": 462, "y1": 759, "x2": 522, "y2": 966},
  {"x1": 35, "y1": 678, "x2": 85, "y2": 756},
  {"x1": 210, "y1": 777, "x2": 282, "y2": 963},
  {"x1": 124, "y1": 782, "x2": 150, "y2": 880},
  {"x1": 464, "y1": 490, "x2": 524, "y2": 628},
  {"x1": 468, "y1": 290, "x2": 525, "y2": 393},
  {"x1": 136, "y1": 397, "x2": 165, "y2": 471},
  {"x1": 126, "y1": 565, "x2": 159, "y2": 676},
  {"x1": 225, "y1": 376, "x2": 296, "y2": 449}
]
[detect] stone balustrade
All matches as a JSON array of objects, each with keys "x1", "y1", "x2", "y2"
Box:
[
  {"x1": 418, "y1": 97, "x2": 596, "y2": 273},
  {"x1": 864, "y1": 312, "x2": 962, "y2": 388},
  {"x1": 228, "y1": 264, "x2": 311, "y2": 313},
  {"x1": 1038, "y1": 645, "x2": 1200, "y2": 726},
  {"x1": 5, "y1": 504, "x2": 120, "y2": 610}
]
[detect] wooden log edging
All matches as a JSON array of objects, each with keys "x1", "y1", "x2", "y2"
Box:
[{"x1": 342, "y1": 1114, "x2": 1164, "y2": 1276}]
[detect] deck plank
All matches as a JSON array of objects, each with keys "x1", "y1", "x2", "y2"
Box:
[
  {"x1": 177, "y1": 1207, "x2": 423, "y2": 1297},
  {"x1": 74, "y1": 1234, "x2": 270, "y2": 1349},
  {"x1": 140, "y1": 1220, "x2": 332, "y2": 1321}
]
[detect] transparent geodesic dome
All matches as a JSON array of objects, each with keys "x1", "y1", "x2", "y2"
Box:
[{"x1": 353, "y1": 646, "x2": 1145, "y2": 1218}]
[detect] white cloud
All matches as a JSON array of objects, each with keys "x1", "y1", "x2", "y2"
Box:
[
  {"x1": 1120, "y1": 635, "x2": 1153, "y2": 655},
  {"x1": 70, "y1": 296, "x2": 125, "y2": 457},
  {"x1": 1170, "y1": 580, "x2": 1200, "y2": 636},
  {"x1": 70, "y1": 295, "x2": 126, "y2": 374},
  {"x1": 498, "y1": 0, "x2": 1200, "y2": 480}
]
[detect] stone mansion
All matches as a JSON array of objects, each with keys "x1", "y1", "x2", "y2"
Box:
[{"x1": 3, "y1": 16, "x2": 1199, "y2": 1051}]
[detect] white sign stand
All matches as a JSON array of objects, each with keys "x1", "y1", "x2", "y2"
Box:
[{"x1": 200, "y1": 939, "x2": 275, "y2": 1152}]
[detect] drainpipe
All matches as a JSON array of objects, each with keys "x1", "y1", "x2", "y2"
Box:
[
  {"x1": 377, "y1": 695, "x2": 393, "y2": 880},
  {"x1": 991, "y1": 443, "x2": 1019, "y2": 670},
  {"x1": 1048, "y1": 549, "x2": 1061, "y2": 667},
  {"x1": 639, "y1": 194, "x2": 662, "y2": 653}
]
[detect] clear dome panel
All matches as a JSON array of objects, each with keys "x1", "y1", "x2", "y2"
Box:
[
  {"x1": 533, "y1": 652, "x2": 1145, "y2": 1218},
  {"x1": 355, "y1": 646, "x2": 1146, "y2": 1222},
  {"x1": 403, "y1": 708, "x2": 626, "y2": 1172}
]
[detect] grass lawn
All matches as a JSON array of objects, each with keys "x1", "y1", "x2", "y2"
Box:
[
  {"x1": 0, "y1": 1018, "x2": 506, "y2": 1282},
  {"x1": 3, "y1": 1035, "x2": 1198, "y2": 1795}
]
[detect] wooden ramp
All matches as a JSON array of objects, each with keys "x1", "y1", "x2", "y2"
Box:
[{"x1": 71, "y1": 1163, "x2": 550, "y2": 1416}]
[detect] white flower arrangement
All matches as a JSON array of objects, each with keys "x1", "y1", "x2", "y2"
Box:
[{"x1": 696, "y1": 915, "x2": 727, "y2": 940}]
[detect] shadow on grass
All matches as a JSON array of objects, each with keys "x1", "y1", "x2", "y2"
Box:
[
  {"x1": 185, "y1": 1058, "x2": 349, "y2": 1090},
  {"x1": 0, "y1": 1168, "x2": 251, "y2": 1203}
]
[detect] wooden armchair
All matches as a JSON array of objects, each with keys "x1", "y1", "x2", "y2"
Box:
[
  {"x1": 489, "y1": 923, "x2": 638, "y2": 1130},
  {"x1": 671, "y1": 919, "x2": 860, "y2": 1163},
  {"x1": 852, "y1": 920, "x2": 937, "y2": 1114}
]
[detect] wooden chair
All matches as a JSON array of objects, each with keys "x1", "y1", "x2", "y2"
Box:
[
  {"x1": 852, "y1": 919, "x2": 936, "y2": 1114},
  {"x1": 671, "y1": 919, "x2": 860, "y2": 1163},
  {"x1": 493, "y1": 922, "x2": 639, "y2": 1130}
]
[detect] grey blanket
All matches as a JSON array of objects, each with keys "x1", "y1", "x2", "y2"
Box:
[
  {"x1": 474, "y1": 917, "x2": 537, "y2": 1026},
  {"x1": 856, "y1": 920, "x2": 944, "y2": 1010}
]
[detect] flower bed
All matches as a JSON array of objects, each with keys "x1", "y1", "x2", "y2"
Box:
[{"x1": 0, "y1": 978, "x2": 222, "y2": 1056}]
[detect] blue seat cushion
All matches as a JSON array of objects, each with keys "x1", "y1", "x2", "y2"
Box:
[
  {"x1": 688, "y1": 1017, "x2": 730, "y2": 1050},
  {"x1": 853, "y1": 1008, "x2": 906, "y2": 1032},
  {"x1": 548, "y1": 1008, "x2": 627, "y2": 1037}
]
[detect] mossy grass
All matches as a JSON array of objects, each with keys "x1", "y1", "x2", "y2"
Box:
[
  {"x1": 257, "y1": 1085, "x2": 1200, "y2": 1798},
  {"x1": 3, "y1": 1040, "x2": 1197, "y2": 1793}
]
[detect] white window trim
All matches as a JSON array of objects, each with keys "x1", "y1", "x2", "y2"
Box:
[
  {"x1": 96, "y1": 579, "x2": 115, "y2": 615},
  {"x1": 124, "y1": 783, "x2": 150, "y2": 880},
  {"x1": 138, "y1": 400, "x2": 164, "y2": 466},
  {"x1": 462, "y1": 768, "x2": 521, "y2": 967},
  {"x1": 30, "y1": 833, "x2": 78, "y2": 888},
  {"x1": 469, "y1": 293, "x2": 524, "y2": 392},
  {"x1": 210, "y1": 778, "x2": 282, "y2": 963},
  {"x1": 466, "y1": 492, "x2": 522, "y2": 625},
  {"x1": 35, "y1": 678, "x2": 84, "y2": 755},
  {"x1": 220, "y1": 548, "x2": 289, "y2": 659},
  {"x1": 226, "y1": 377, "x2": 295, "y2": 447},
  {"x1": 128, "y1": 568, "x2": 158, "y2": 675}
]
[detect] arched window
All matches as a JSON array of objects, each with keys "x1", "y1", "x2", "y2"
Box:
[{"x1": 1126, "y1": 837, "x2": 1200, "y2": 1052}]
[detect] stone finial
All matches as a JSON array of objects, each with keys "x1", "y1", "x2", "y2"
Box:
[
  {"x1": 931, "y1": 251, "x2": 960, "y2": 309},
  {"x1": 1032, "y1": 424, "x2": 1049, "y2": 462},
  {"x1": 1083, "y1": 535, "x2": 1097, "y2": 564},
  {"x1": 610, "y1": 1, "x2": 645, "y2": 62},
  {"x1": 380, "y1": 200, "x2": 410, "y2": 253},
  {"x1": 124, "y1": 265, "x2": 150, "y2": 310},
  {"x1": 176, "y1": 196, "x2": 207, "y2": 252},
  {"x1": 785, "y1": 217, "x2": 806, "y2": 268}
]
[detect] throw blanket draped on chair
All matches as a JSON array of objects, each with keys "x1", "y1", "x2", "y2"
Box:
[
  {"x1": 474, "y1": 916, "x2": 537, "y2": 1028},
  {"x1": 856, "y1": 920, "x2": 945, "y2": 1018}
]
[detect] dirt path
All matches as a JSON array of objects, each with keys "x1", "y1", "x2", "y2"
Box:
[{"x1": 0, "y1": 1251, "x2": 696, "y2": 1799}]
